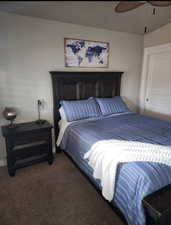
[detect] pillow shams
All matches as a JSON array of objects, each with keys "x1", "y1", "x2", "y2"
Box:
[
  {"x1": 95, "y1": 96, "x2": 130, "y2": 116},
  {"x1": 60, "y1": 98, "x2": 101, "y2": 122}
]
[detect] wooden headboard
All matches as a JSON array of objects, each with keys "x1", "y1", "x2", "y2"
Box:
[{"x1": 50, "y1": 71, "x2": 123, "y2": 149}]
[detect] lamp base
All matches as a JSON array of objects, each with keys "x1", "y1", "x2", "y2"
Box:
[
  {"x1": 8, "y1": 123, "x2": 17, "y2": 129},
  {"x1": 7, "y1": 119, "x2": 17, "y2": 129},
  {"x1": 35, "y1": 119, "x2": 46, "y2": 125}
]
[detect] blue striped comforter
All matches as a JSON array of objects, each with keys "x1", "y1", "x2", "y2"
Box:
[{"x1": 60, "y1": 113, "x2": 171, "y2": 225}]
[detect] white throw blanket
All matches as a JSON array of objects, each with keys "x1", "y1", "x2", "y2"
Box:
[{"x1": 84, "y1": 140, "x2": 171, "y2": 201}]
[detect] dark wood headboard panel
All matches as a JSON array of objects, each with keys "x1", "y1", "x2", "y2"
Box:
[{"x1": 50, "y1": 71, "x2": 123, "y2": 149}]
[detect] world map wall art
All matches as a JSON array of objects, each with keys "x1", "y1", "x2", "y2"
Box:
[{"x1": 64, "y1": 38, "x2": 109, "y2": 68}]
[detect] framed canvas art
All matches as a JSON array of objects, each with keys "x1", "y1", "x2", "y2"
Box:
[{"x1": 64, "y1": 38, "x2": 109, "y2": 68}]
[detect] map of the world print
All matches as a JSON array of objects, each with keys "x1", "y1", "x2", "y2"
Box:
[{"x1": 64, "y1": 38, "x2": 109, "y2": 68}]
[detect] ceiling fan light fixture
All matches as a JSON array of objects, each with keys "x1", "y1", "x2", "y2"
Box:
[
  {"x1": 144, "y1": 26, "x2": 148, "y2": 34},
  {"x1": 152, "y1": 8, "x2": 156, "y2": 15}
]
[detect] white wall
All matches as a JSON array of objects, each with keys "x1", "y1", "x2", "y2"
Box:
[
  {"x1": 144, "y1": 22, "x2": 171, "y2": 48},
  {"x1": 0, "y1": 12, "x2": 143, "y2": 162}
]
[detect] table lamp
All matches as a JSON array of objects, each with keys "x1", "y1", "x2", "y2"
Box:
[{"x1": 35, "y1": 100, "x2": 46, "y2": 125}]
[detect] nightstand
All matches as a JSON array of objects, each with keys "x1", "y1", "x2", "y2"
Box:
[{"x1": 1, "y1": 120, "x2": 54, "y2": 176}]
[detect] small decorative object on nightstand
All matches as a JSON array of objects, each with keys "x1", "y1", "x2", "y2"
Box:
[
  {"x1": 1, "y1": 120, "x2": 53, "y2": 177},
  {"x1": 3, "y1": 107, "x2": 17, "y2": 128}
]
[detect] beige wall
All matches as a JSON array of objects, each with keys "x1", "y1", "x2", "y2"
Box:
[
  {"x1": 144, "y1": 22, "x2": 171, "y2": 48},
  {"x1": 0, "y1": 12, "x2": 143, "y2": 162}
]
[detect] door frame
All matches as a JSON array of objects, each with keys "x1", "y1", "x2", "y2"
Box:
[{"x1": 139, "y1": 43, "x2": 171, "y2": 114}]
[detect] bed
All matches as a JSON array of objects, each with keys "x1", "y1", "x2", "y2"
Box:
[{"x1": 50, "y1": 71, "x2": 171, "y2": 225}]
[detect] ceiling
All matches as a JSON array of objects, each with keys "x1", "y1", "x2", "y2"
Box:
[{"x1": 0, "y1": 1, "x2": 171, "y2": 34}]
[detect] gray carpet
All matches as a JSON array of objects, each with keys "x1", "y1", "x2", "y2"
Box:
[{"x1": 0, "y1": 153, "x2": 125, "y2": 225}]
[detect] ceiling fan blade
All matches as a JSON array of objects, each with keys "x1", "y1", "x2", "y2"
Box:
[
  {"x1": 149, "y1": 1, "x2": 171, "y2": 7},
  {"x1": 115, "y1": 1, "x2": 146, "y2": 13}
]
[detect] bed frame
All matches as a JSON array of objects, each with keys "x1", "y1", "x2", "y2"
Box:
[
  {"x1": 50, "y1": 71, "x2": 171, "y2": 225},
  {"x1": 50, "y1": 71, "x2": 122, "y2": 150}
]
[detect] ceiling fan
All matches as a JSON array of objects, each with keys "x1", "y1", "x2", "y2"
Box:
[{"x1": 115, "y1": 1, "x2": 171, "y2": 13}]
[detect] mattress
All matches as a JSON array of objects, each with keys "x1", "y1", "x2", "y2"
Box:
[{"x1": 60, "y1": 113, "x2": 171, "y2": 225}]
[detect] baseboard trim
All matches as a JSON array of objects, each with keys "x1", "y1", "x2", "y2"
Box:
[{"x1": 0, "y1": 159, "x2": 6, "y2": 167}]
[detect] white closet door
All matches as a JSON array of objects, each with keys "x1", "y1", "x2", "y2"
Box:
[{"x1": 144, "y1": 51, "x2": 171, "y2": 121}]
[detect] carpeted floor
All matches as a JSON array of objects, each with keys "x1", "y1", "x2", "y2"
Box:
[{"x1": 0, "y1": 153, "x2": 125, "y2": 225}]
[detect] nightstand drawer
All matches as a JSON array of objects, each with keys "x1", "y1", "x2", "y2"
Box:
[
  {"x1": 12, "y1": 131, "x2": 50, "y2": 146},
  {"x1": 13, "y1": 142, "x2": 49, "y2": 160}
]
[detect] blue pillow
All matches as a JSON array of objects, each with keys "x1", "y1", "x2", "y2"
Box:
[
  {"x1": 60, "y1": 98, "x2": 101, "y2": 122},
  {"x1": 95, "y1": 96, "x2": 130, "y2": 116}
]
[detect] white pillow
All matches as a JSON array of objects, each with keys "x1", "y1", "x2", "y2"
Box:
[{"x1": 59, "y1": 106, "x2": 67, "y2": 121}]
